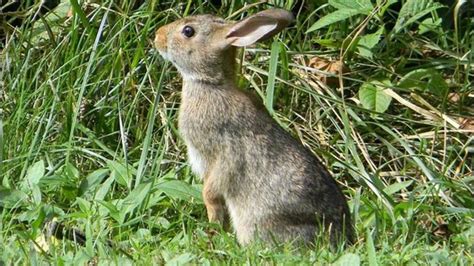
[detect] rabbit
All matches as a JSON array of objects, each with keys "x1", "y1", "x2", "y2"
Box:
[{"x1": 154, "y1": 8, "x2": 354, "y2": 246}]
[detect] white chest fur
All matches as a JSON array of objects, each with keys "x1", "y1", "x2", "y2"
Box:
[{"x1": 187, "y1": 143, "x2": 206, "y2": 179}]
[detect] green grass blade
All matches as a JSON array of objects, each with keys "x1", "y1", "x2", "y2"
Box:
[
  {"x1": 69, "y1": 0, "x2": 91, "y2": 30},
  {"x1": 65, "y1": 5, "x2": 110, "y2": 163},
  {"x1": 134, "y1": 61, "x2": 168, "y2": 188},
  {"x1": 366, "y1": 228, "x2": 377, "y2": 266},
  {"x1": 0, "y1": 113, "x2": 3, "y2": 177},
  {"x1": 265, "y1": 41, "x2": 280, "y2": 115}
]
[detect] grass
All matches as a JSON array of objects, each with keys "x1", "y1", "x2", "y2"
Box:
[{"x1": 1, "y1": 0, "x2": 473, "y2": 264}]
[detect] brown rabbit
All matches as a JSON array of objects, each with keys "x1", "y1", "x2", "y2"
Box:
[{"x1": 154, "y1": 8, "x2": 354, "y2": 246}]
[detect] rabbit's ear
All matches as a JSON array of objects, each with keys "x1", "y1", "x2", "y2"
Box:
[{"x1": 225, "y1": 9, "x2": 294, "y2": 47}]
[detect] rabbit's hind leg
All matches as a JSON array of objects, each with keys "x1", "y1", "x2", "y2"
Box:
[{"x1": 203, "y1": 182, "x2": 226, "y2": 224}]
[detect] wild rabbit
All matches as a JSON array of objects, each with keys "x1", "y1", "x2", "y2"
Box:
[{"x1": 154, "y1": 8, "x2": 354, "y2": 246}]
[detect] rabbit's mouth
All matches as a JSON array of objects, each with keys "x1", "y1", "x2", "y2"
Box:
[
  {"x1": 154, "y1": 39, "x2": 172, "y2": 62},
  {"x1": 154, "y1": 25, "x2": 170, "y2": 60},
  {"x1": 157, "y1": 49, "x2": 171, "y2": 61}
]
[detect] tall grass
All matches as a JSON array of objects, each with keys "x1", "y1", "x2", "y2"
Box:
[{"x1": 1, "y1": 0, "x2": 473, "y2": 264}]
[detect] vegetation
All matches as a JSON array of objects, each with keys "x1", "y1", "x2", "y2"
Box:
[{"x1": 1, "y1": 0, "x2": 473, "y2": 264}]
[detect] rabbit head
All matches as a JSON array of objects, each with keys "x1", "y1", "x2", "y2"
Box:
[{"x1": 154, "y1": 9, "x2": 294, "y2": 84}]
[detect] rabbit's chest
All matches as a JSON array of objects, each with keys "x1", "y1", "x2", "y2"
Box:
[
  {"x1": 179, "y1": 117, "x2": 209, "y2": 179},
  {"x1": 186, "y1": 143, "x2": 206, "y2": 179},
  {"x1": 179, "y1": 113, "x2": 224, "y2": 179}
]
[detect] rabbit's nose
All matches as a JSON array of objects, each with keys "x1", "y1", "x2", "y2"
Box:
[{"x1": 154, "y1": 26, "x2": 168, "y2": 52}]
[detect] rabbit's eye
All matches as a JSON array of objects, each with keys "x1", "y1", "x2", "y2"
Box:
[{"x1": 182, "y1": 26, "x2": 195, "y2": 38}]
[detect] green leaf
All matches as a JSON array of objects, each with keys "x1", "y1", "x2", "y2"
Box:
[
  {"x1": 135, "y1": 228, "x2": 152, "y2": 241},
  {"x1": 79, "y1": 168, "x2": 110, "y2": 196},
  {"x1": 157, "y1": 217, "x2": 171, "y2": 229},
  {"x1": 75, "y1": 197, "x2": 92, "y2": 213},
  {"x1": 97, "y1": 200, "x2": 122, "y2": 223},
  {"x1": 107, "y1": 160, "x2": 136, "y2": 188},
  {"x1": 32, "y1": 186, "x2": 42, "y2": 205},
  {"x1": 398, "y1": 69, "x2": 448, "y2": 96},
  {"x1": 359, "y1": 80, "x2": 392, "y2": 113},
  {"x1": 306, "y1": 0, "x2": 373, "y2": 33},
  {"x1": 357, "y1": 27, "x2": 384, "y2": 59},
  {"x1": 122, "y1": 182, "x2": 152, "y2": 216},
  {"x1": 94, "y1": 176, "x2": 115, "y2": 201},
  {"x1": 0, "y1": 188, "x2": 27, "y2": 208},
  {"x1": 383, "y1": 180, "x2": 413, "y2": 196},
  {"x1": 25, "y1": 160, "x2": 45, "y2": 187},
  {"x1": 393, "y1": 0, "x2": 444, "y2": 33},
  {"x1": 329, "y1": 0, "x2": 373, "y2": 11},
  {"x1": 418, "y1": 17, "x2": 442, "y2": 34},
  {"x1": 157, "y1": 180, "x2": 203, "y2": 202},
  {"x1": 306, "y1": 9, "x2": 365, "y2": 33},
  {"x1": 314, "y1": 39, "x2": 340, "y2": 48},
  {"x1": 31, "y1": 205, "x2": 46, "y2": 236},
  {"x1": 333, "y1": 253, "x2": 361, "y2": 266},
  {"x1": 64, "y1": 162, "x2": 80, "y2": 179},
  {"x1": 165, "y1": 253, "x2": 195, "y2": 266}
]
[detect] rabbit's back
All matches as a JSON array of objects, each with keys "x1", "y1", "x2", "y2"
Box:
[{"x1": 228, "y1": 121, "x2": 352, "y2": 244}]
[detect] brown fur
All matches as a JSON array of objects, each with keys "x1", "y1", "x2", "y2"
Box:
[{"x1": 154, "y1": 9, "x2": 354, "y2": 246}]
